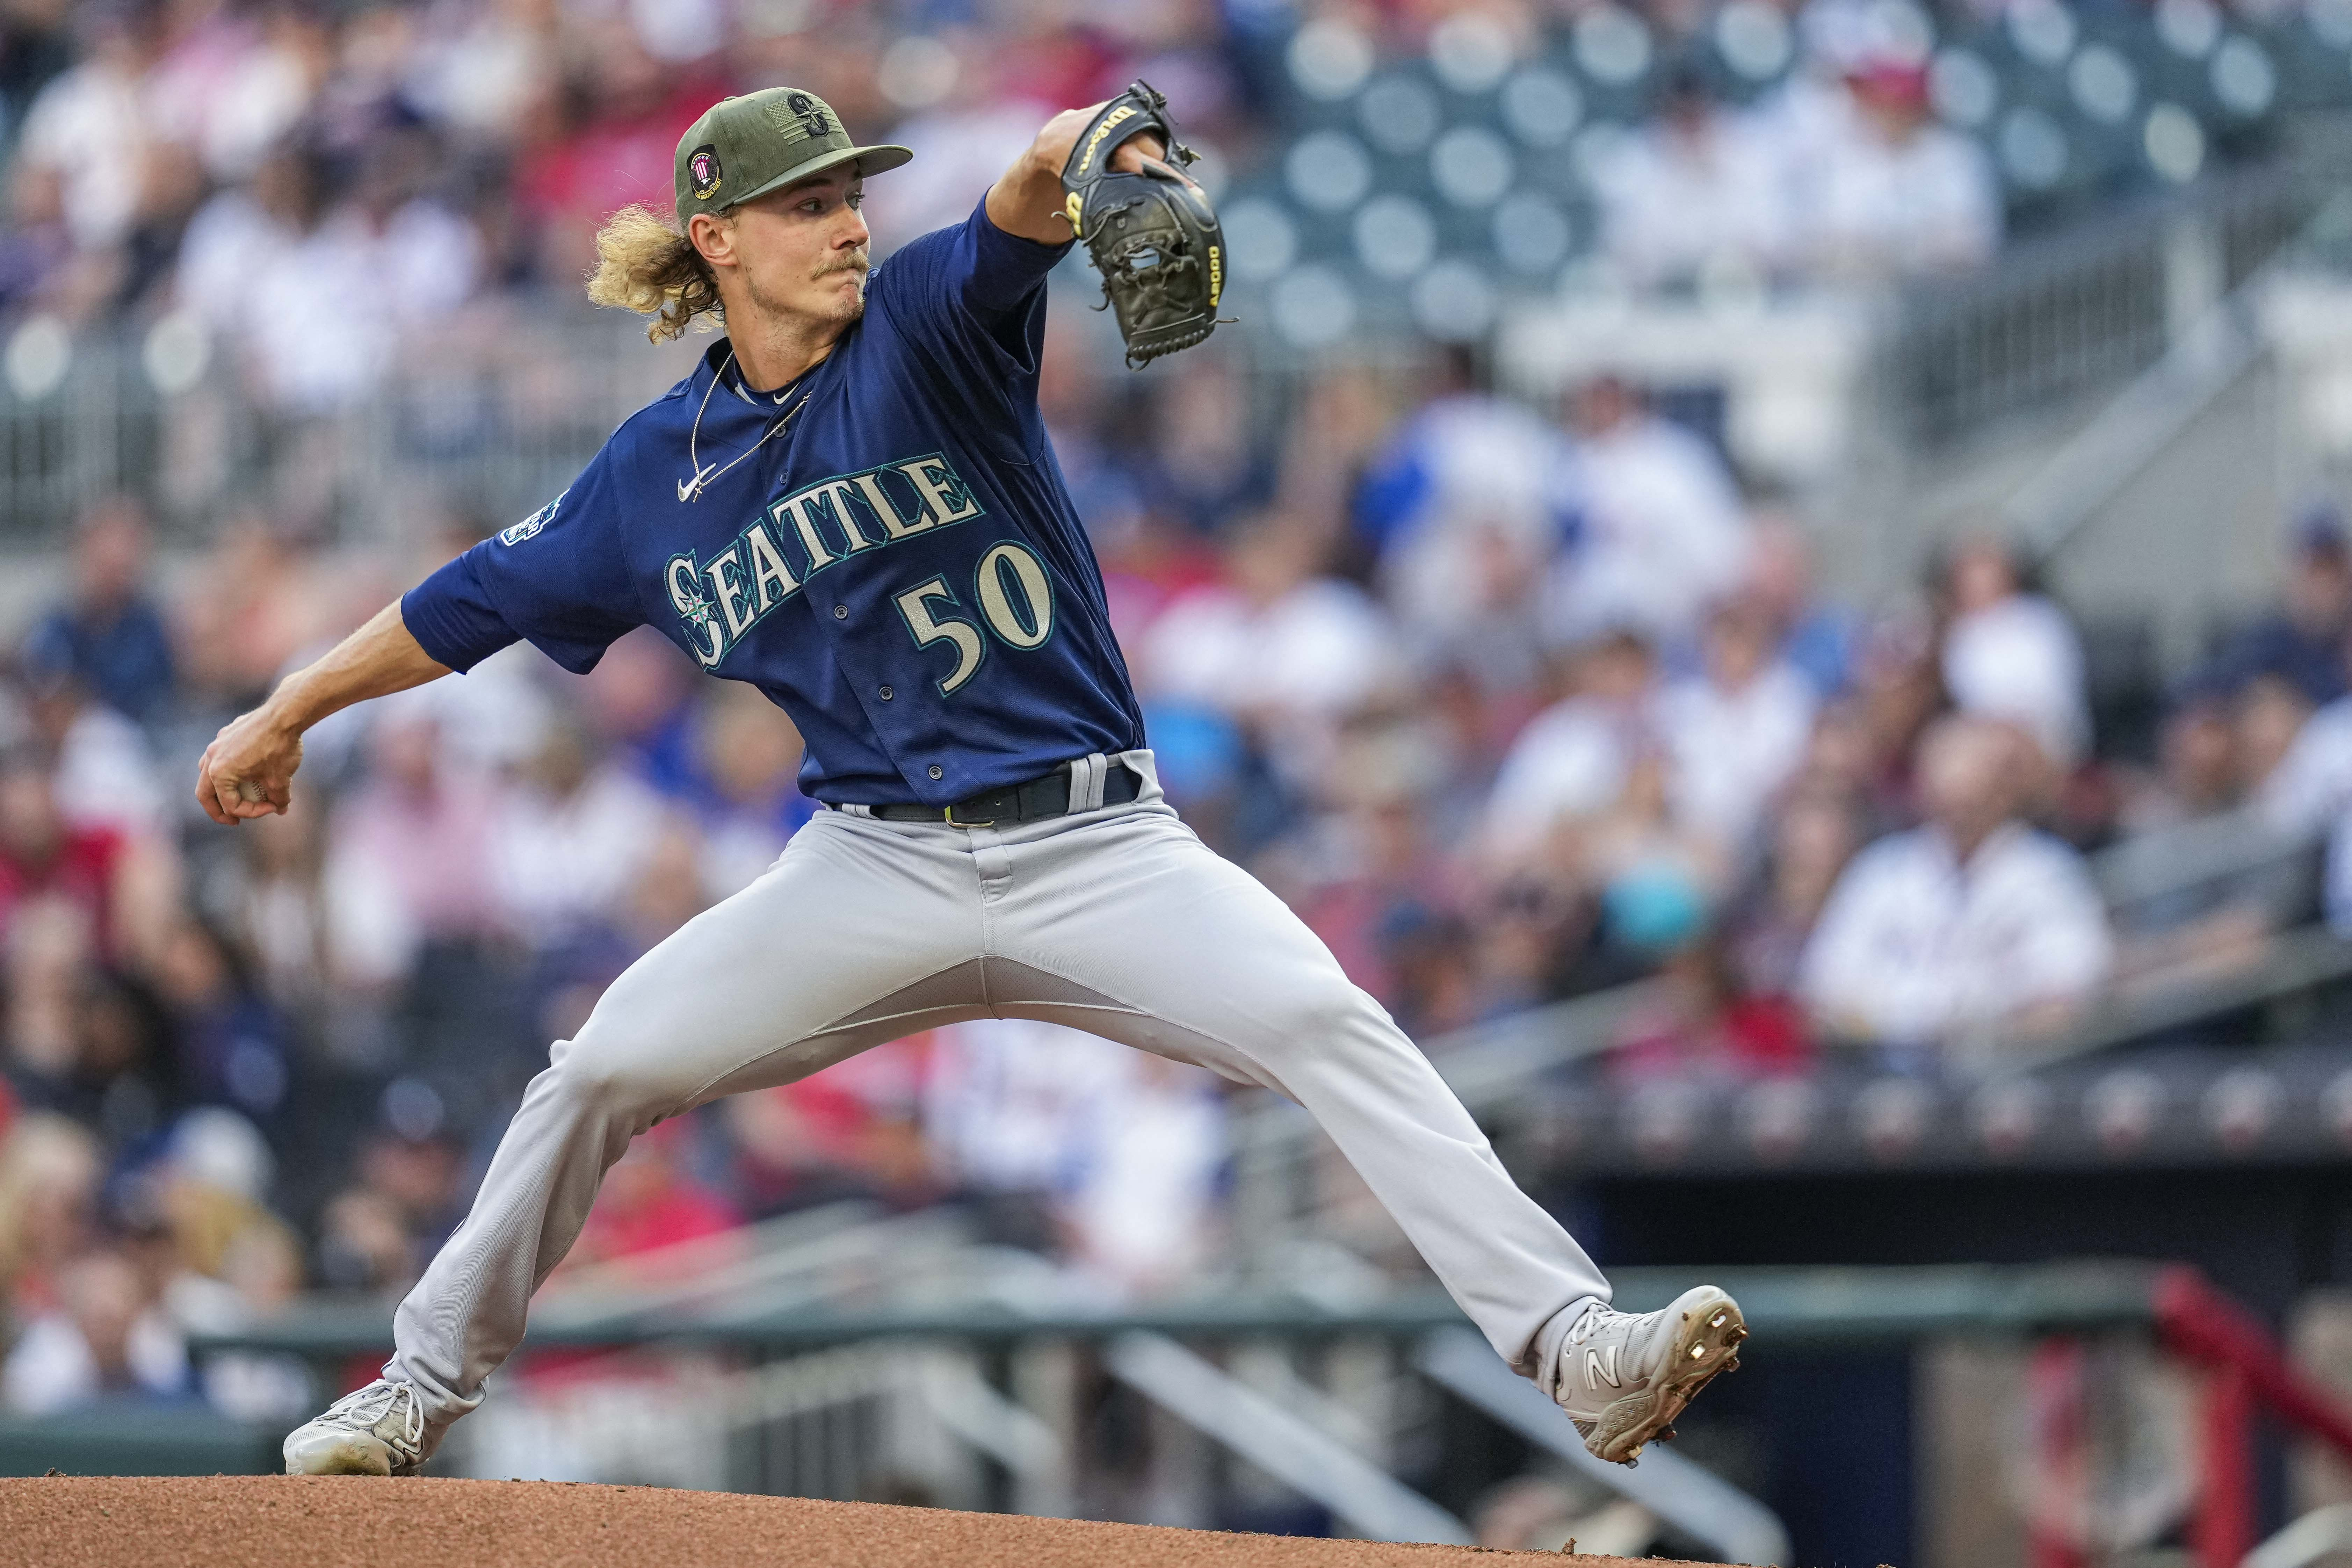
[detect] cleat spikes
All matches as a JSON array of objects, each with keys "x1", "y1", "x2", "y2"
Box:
[{"x1": 1559, "y1": 1285, "x2": 1745, "y2": 1469}]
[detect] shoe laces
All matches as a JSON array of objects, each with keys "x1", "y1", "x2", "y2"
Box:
[
  {"x1": 1563, "y1": 1299, "x2": 1643, "y2": 1347},
  {"x1": 324, "y1": 1379, "x2": 424, "y2": 1454}
]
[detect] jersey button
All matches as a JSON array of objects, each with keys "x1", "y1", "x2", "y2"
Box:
[
  {"x1": 928, "y1": 765, "x2": 944, "y2": 780},
  {"x1": 878, "y1": 686, "x2": 893, "y2": 701},
  {"x1": 833, "y1": 604, "x2": 848, "y2": 620}
]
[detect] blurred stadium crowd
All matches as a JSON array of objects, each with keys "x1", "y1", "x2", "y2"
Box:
[
  {"x1": 1, "y1": 0, "x2": 2308, "y2": 385},
  {"x1": 0, "y1": 0, "x2": 2340, "y2": 1439}
]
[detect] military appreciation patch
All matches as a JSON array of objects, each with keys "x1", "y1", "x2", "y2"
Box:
[{"x1": 688, "y1": 145, "x2": 722, "y2": 202}]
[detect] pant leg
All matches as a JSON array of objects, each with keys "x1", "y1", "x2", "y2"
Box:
[
  {"x1": 389, "y1": 810, "x2": 989, "y2": 1443},
  {"x1": 983, "y1": 783, "x2": 1609, "y2": 1390}
]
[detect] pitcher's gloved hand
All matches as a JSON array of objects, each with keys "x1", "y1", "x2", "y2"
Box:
[{"x1": 1060, "y1": 81, "x2": 1226, "y2": 369}]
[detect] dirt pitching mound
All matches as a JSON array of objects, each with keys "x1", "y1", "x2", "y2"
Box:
[{"x1": 0, "y1": 1475, "x2": 1723, "y2": 1568}]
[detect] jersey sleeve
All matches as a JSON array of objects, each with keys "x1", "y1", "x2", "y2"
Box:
[
  {"x1": 870, "y1": 198, "x2": 1073, "y2": 367},
  {"x1": 400, "y1": 444, "x2": 644, "y2": 674}
]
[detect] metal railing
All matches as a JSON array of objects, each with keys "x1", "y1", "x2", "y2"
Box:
[
  {"x1": 188, "y1": 1223, "x2": 1816, "y2": 1558},
  {"x1": 2089, "y1": 805, "x2": 2316, "y2": 912},
  {"x1": 82, "y1": 1257, "x2": 2352, "y2": 1568},
  {"x1": 183, "y1": 1256, "x2": 2348, "y2": 1563},
  {"x1": 0, "y1": 304, "x2": 702, "y2": 540},
  {"x1": 1884, "y1": 159, "x2": 2322, "y2": 450},
  {"x1": 1416, "y1": 1327, "x2": 1791, "y2": 1566},
  {"x1": 1103, "y1": 1331, "x2": 1474, "y2": 1545},
  {"x1": 1994, "y1": 167, "x2": 2352, "y2": 568},
  {"x1": 0, "y1": 331, "x2": 170, "y2": 536}
]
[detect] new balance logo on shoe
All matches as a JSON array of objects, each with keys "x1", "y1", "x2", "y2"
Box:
[{"x1": 1554, "y1": 1286, "x2": 1748, "y2": 1466}]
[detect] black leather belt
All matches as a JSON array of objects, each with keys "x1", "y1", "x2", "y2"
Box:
[{"x1": 860, "y1": 760, "x2": 1141, "y2": 826}]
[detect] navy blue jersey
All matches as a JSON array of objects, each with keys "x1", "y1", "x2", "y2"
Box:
[{"x1": 401, "y1": 200, "x2": 1146, "y2": 808}]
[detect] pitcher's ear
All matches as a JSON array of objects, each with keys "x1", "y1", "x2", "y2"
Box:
[{"x1": 686, "y1": 210, "x2": 734, "y2": 267}]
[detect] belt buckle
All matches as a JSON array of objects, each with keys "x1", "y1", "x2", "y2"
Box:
[{"x1": 944, "y1": 797, "x2": 999, "y2": 828}]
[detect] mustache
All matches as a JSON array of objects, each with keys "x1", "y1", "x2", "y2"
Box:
[{"x1": 819, "y1": 252, "x2": 870, "y2": 278}]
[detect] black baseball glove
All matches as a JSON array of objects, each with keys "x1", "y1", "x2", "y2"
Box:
[{"x1": 1061, "y1": 81, "x2": 1226, "y2": 369}]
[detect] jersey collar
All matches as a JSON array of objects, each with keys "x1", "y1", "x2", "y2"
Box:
[{"x1": 703, "y1": 337, "x2": 817, "y2": 409}]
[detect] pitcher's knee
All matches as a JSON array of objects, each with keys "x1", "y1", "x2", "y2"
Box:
[
  {"x1": 541, "y1": 1032, "x2": 679, "y2": 1120},
  {"x1": 1273, "y1": 978, "x2": 1382, "y2": 1046}
]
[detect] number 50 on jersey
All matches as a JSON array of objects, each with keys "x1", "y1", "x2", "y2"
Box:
[{"x1": 664, "y1": 451, "x2": 1056, "y2": 693}]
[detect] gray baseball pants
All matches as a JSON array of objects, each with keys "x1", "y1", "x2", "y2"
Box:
[{"x1": 388, "y1": 751, "x2": 1611, "y2": 1446}]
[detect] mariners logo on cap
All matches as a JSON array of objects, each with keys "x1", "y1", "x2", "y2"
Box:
[
  {"x1": 767, "y1": 92, "x2": 832, "y2": 143},
  {"x1": 688, "y1": 145, "x2": 722, "y2": 201}
]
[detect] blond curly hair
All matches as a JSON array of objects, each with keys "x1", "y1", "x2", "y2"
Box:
[{"x1": 585, "y1": 204, "x2": 724, "y2": 342}]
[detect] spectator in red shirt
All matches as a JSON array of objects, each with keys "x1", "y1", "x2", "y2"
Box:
[
  {"x1": 0, "y1": 746, "x2": 130, "y2": 959},
  {"x1": 512, "y1": 24, "x2": 725, "y2": 284},
  {"x1": 1610, "y1": 938, "x2": 1815, "y2": 1082},
  {"x1": 562, "y1": 1117, "x2": 738, "y2": 1272}
]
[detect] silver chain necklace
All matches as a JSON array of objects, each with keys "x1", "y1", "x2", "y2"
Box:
[{"x1": 679, "y1": 348, "x2": 811, "y2": 504}]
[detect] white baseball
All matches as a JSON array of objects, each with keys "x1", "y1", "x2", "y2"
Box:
[{"x1": 236, "y1": 779, "x2": 266, "y2": 804}]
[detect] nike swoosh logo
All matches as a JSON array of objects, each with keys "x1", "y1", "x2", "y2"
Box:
[{"x1": 678, "y1": 464, "x2": 717, "y2": 503}]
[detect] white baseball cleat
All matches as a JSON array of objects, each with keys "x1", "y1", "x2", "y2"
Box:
[
  {"x1": 1552, "y1": 1285, "x2": 1747, "y2": 1466},
  {"x1": 282, "y1": 1378, "x2": 428, "y2": 1476}
]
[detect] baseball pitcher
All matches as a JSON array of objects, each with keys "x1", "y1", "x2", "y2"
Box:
[{"x1": 194, "y1": 85, "x2": 1745, "y2": 1482}]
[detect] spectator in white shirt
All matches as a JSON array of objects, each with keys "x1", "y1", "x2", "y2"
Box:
[
  {"x1": 21, "y1": 662, "x2": 169, "y2": 842},
  {"x1": 1751, "y1": 0, "x2": 1872, "y2": 208},
  {"x1": 1142, "y1": 521, "x2": 1400, "y2": 786},
  {"x1": 857, "y1": 35, "x2": 1051, "y2": 252},
  {"x1": 11, "y1": 3, "x2": 168, "y2": 259},
  {"x1": 1658, "y1": 597, "x2": 1818, "y2": 855},
  {"x1": 1800, "y1": 715, "x2": 2112, "y2": 1056},
  {"x1": 176, "y1": 142, "x2": 321, "y2": 341},
  {"x1": 146, "y1": 2, "x2": 323, "y2": 184},
  {"x1": 1592, "y1": 66, "x2": 1793, "y2": 290},
  {"x1": 1060, "y1": 1050, "x2": 1226, "y2": 1299},
  {"x1": 1354, "y1": 351, "x2": 1583, "y2": 653},
  {"x1": 1939, "y1": 535, "x2": 2091, "y2": 771},
  {"x1": 403, "y1": 0, "x2": 560, "y2": 148},
  {"x1": 1483, "y1": 627, "x2": 1658, "y2": 864},
  {"x1": 489, "y1": 714, "x2": 670, "y2": 949},
  {"x1": 198, "y1": 129, "x2": 482, "y2": 415},
  {"x1": 1549, "y1": 379, "x2": 1751, "y2": 646},
  {"x1": 1801, "y1": 62, "x2": 1999, "y2": 279},
  {"x1": 2, "y1": 1248, "x2": 187, "y2": 1414},
  {"x1": 924, "y1": 1018, "x2": 1225, "y2": 1296},
  {"x1": 925, "y1": 1018, "x2": 1120, "y2": 1199}
]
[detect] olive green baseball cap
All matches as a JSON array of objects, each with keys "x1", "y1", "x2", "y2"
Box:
[{"x1": 674, "y1": 87, "x2": 912, "y2": 222}]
